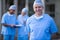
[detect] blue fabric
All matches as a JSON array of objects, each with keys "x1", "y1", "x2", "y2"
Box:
[
  {"x1": 17, "y1": 35, "x2": 28, "y2": 40},
  {"x1": 33, "y1": 0, "x2": 44, "y2": 7},
  {"x1": 3, "y1": 35, "x2": 15, "y2": 40},
  {"x1": 26, "y1": 14, "x2": 58, "y2": 40},
  {"x1": 9, "y1": 5, "x2": 16, "y2": 10},
  {"x1": 17, "y1": 15, "x2": 29, "y2": 39},
  {"x1": 22, "y1": 8, "x2": 28, "y2": 14},
  {"x1": 1, "y1": 12, "x2": 17, "y2": 35},
  {"x1": 34, "y1": 0, "x2": 42, "y2": 4}
]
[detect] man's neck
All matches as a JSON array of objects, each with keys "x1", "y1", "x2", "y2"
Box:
[
  {"x1": 35, "y1": 12, "x2": 43, "y2": 17},
  {"x1": 35, "y1": 13, "x2": 42, "y2": 17}
]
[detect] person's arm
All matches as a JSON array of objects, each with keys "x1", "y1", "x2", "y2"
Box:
[
  {"x1": 26, "y1": 19, "x2": 31, "y2": 40},
  {"x1": 50, "y1": 18, "x2": 58, "y2": 39},
  {"x1": 28, "y1": 32, "x2": 30, "y2": 40},
  {"x1": 2, "y1": 23, "x2": 11, "y2": 27},
  {"x1": 2, "y1": 23, "x2": 15, "y2": 27},
  {"x1": 51, "y1": 33, "x2": 58, "y2": 39}
]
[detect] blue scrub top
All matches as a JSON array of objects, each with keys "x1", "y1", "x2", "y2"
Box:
[
  {"x1": 1, "y1": 12, "x2": 17, "y2": 35},
  {"x1": 17, "y1": 15, "x2": 29, "y2": 37},
  {"x1": 26, "y1": 14, "x2": 58, "y2": 40}
]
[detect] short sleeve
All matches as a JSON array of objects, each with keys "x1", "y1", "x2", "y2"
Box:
[
  {"x1": 1, "y1": 14, "x2": 6, "y2": 24},
  {"x1": 16, "y1": 19, "x2": 19, "y2": 25},
  {"x1": 17, "y1": 15, "x2": 21, "y2": 24},
  {"x1": 26, "y1": 19, "x2": 31, "y2": 33},
  {"x1": 50, "y1": 18, "x2": 58, "y2": 34}
]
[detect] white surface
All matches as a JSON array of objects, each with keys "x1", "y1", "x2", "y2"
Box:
[{"x1": 15, "y1": 24, "x2": 23, "y2": 27}]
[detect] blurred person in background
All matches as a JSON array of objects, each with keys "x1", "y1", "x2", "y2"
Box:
[
  {"x1": 1, "y1": 5, "x2": 18, "y2": 40},
  {"x1": 17, "y1": 8, "x2": 29, "y2": 40}
]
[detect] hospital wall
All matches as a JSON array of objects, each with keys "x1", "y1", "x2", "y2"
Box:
[{"x1": 55, "y1": 0, "x2": 60, "y2": 33}]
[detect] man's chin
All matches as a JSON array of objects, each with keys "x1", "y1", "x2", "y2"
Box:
[{"x1": 36, "y1": 12, "x2": 42, "y2": 13}]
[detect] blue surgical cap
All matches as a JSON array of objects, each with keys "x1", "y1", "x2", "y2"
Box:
[{"x1": 9, "y1": 5, "x2": 16, "y2": 10}]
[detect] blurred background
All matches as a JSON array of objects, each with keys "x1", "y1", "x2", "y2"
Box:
[{"x1": 0, "y1": 0, "x2": 60, "y2": 40}]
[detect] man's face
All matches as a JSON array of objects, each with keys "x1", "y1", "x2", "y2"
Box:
[
  {"x1": 9, "y1": 9, "x2": 15, "y2": 14},
  {"x1": 33, "y1": 4, "x2": 44, "y2": 15},
  {"x1": 21, "y1": 12, "x2": 26, "y2": 16}
]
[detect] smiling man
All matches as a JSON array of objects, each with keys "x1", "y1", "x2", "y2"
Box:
[{"x1": 26, "y1": 0, "x2": 58, "y2": 40}]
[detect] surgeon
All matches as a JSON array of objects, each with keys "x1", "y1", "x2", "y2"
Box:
[
  {"x1": 17, "y1": 8, "x2": 29, "y2": 40},
  {"x1": 1, "y1": 5, "x2": 17, "y2": 40},
  {"x1": 26, "y1": 0, "x2": 58, "y2": 40}
]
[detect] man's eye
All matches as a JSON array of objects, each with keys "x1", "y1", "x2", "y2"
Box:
[
  {"x1": 38, "y1": 7, "x2": 41, "y2": 8},
  {"x1": 38, "y1": 6, "x2": 42, "y2": 8},
  {"x1": 35, "y1": 7, "x2": 37, "y2": 8}
]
